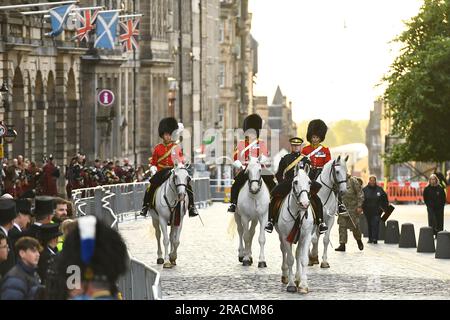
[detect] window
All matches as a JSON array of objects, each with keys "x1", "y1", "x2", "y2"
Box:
[
  {"x1": 219, "y1": 20, "x2": 225, "y2": 43},
  {"x1": 219, "y1": 63, "x2": 225, "y2": 88}
]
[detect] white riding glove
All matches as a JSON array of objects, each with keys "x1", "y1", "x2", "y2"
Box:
[
  {"x1": 150, "y1": 166, "x2": 157, "y2": 176},
  {"x1": 233, "y1": 160, "x2": 243, "y2": 169}
]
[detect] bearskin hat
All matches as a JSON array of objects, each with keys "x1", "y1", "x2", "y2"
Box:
[
  {"x1": 306, "y1": 119, "x2": 328, "y2": 143},
  {"x1": 158, "y1": 117, "x2": 179, "y2": 138},
  {"x1": 243, "y1": 114, "x2": 263, "y2": 138}
]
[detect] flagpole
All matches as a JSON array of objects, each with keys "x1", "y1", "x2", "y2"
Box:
[
  {"x1": 133, "y1": 0, "x2": 138, "y2": 169},
  {"x1": 0, "y1": 1, "x2": 78, "y2": 10},
  {"x1": 118, "y1": 14, "x2": 143, "y2": 19}
]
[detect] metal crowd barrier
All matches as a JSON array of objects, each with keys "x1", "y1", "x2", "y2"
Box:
[
  {"x1": 71, "y1": 177, "x2": 212, "y2": 300},
  {"x1": 210, "y1": 179, "x2": 232, "y2": 202}
]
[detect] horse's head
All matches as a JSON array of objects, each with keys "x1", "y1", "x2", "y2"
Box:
[
  {"x1": 332, "y1": 155, "x2": 349, "y2": 196},
  {"x1": 245, "y1": 157, "x2": 262, "y2": 194},
  {"x1": 172, "y1": 163, "x2": 191, "y2": 201},
  {"x1": 292, "y1": 166, "x2": 311, "y2": 209}
]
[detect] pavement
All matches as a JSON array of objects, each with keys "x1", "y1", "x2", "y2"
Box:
[{"x1": 119, "y1": 203, "x2": 450, "y2": 300}]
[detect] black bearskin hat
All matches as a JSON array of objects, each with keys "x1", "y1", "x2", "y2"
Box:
[
  {"x1": 243, "y1": 114, "x2": 263, "y2": 138},
  {"x1": 158, "y1": 117, "x2": 179, "y2": 138},
  {"x1": 51, "y1": 218, "x2": 129, "y2": 299},
  {"x1": 306, "y1": 119, "x2": 328, "y2": 143}
]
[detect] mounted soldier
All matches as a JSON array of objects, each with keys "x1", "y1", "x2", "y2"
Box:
[
  {"x1": 302, "y1": 119, "x2": 347, "y2": 216},
  {"x1": 264, "y1": 136, "x2": 327, "y2": 234},
  {"x1": 140, "y1": 117, "x2": 198, "y2": 218},
  {"x1": 227, "y1": 114, "x2": 276, "y2": 214}
]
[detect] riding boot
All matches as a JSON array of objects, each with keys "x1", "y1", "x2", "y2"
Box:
[
  {"x1": 265, "y1": 197, "x2": 277, "y2": 233},
  {"x1": 187, "y1": 184, "x2": 198, "y2": 217},
  {"x1": 311, "y1": 194, "x2": 328, "y2": 234},
  {"x1": 140, "y1": 183, "x2": 157, "y2": 217}
]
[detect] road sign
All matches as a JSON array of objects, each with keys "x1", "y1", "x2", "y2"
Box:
[
  {"x1": 0, "y1": 123, "x2": 6, "y2": 137},
  {"x1": 97, "y1": 89, "x2": 115, "y2": 107}
]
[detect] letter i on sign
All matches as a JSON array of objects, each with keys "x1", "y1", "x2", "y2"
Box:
[{"x1": 103, "y1": 93, "x2": 108, "y2": 104}]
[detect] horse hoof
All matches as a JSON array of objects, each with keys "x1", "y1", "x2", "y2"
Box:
[
  {"x1": 238, "y1": 256, "x2": 244, "y2": 263},
  {"x1": 309, "y1": 256, "x2": 319, "y2": 265},
  {"x1": 258, "y1": 261, "x2": 267, "y2": 268},
  {"x1": 242, "y1": 260, "x2": 251, "y2": 266},
  {"x1": 249, "y1": 257, "x2": 253, "y2": 264},
  {"x1": 163, "y1": 262, "x2": 173, "y2": 269},
  {"x1": 170, "y1": 259, "x2": 177, "y2": 266},
  {"x1": 298, "y1": 287, "x2": 309, "y2": 294},
  {"x1": 281, "y1": 276, "x2": 288, "y2": 284},
  {"x1": 320, "y1": 262, "x2": 330, "y2": 268},
  {"x1": 295, "y1": 280, "x2": 300, "y2": 287},
  {"x1": 287, "y1": 285, "x2": 297, "y2": 293},
  {"x1": 156, "y1": 258, "x2": 164, "y2": 265},
  {"x1": 308, "y1": 261, "x2": 314, "y2": 266}
]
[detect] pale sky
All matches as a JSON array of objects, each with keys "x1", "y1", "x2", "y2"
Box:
[{"x1": 249, "y1": 0, "x2": 424, "y2": 122}]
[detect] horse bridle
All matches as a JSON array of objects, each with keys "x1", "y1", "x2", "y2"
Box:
[
  {"x1": 165, "y1": 167, "x2": 191, "y2": 207},
  {"x1": 319, "y1": 161, "x2": 347, "y2": 207},
  {"x1": 287, "y1": 178, "x2": 311, "y2": 222},
  {"x1": 247, "y1": 166, "x2": 263, "y2": 194}
]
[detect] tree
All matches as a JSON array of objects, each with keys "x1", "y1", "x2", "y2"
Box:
[{"x1": 383, "y1": 0, "x2": 450, "y2": 164}]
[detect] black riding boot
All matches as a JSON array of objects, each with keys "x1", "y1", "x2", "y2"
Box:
[
  {"x1": 187, "y1": 184, "x2": 198, "y2": 217},
  {"x1": 228, "y1": 171, "x2": 247, "y2": 213},
  {"x1": 311, "y1": 194, "x2": 328, "y2": 234},
  {"x1": 140, "y1": 183, "x2": 157, "y2": 217},
  {"x1": 265, "y1": 198, "x2": 276, "y2": 233}
]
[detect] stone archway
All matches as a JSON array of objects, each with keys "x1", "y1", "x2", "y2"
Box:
[
  {"x1": 33, "y1": 70, "x2": 46, "y2": 162},
  {"x1": 46, "y1": 71, "x2": 57, "y2": 157},
  {"x1": 66, "y1": 68, "x2": 78, "y2": 157},
  {"x1": 9, "y1": 67, "x2": 26, "y2": 158}
]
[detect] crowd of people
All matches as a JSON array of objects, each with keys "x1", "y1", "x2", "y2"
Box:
[
  {"x1": 0, "y1": 154, "x2": 152, "y2": 200},
  {"x1": 0, "y1": 196, "x2": 128, "y2": 300}
]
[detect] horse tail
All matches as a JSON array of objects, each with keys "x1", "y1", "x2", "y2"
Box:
[{"x1": 227, "y1": 215, "x2": 237, "y2": 240}]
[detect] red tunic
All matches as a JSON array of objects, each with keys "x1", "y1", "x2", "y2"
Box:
[
  {"x1": 301, "y1": 144, "x2": 331, "y2": 169},
  {"x1": 41, "y1": 162, "x2": 58, "y2": 196},
  {"x1": 233, "y1": 139, "x2": 268, "y2": 166},
  {"x1": 150, "y1": 142, "x2": 184, "y2": 171}
]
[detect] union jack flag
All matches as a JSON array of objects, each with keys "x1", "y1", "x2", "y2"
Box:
[
  {"x1": 76, "y1": 9, "x2": 99, "y2": 42},
  {"x1": 119, "y1": 18, "x2": 140, "y2": 52}
]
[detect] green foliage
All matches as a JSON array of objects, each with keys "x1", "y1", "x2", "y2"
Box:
[
  {"x1": 383, "y1": 0, "x2": 450, "y2": 163},
  {"x1": 296, "y1": 120, "x2": 368, "y2": 148}
]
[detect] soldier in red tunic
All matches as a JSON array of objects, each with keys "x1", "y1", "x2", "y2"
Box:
[
  {"x1": 227, "y1": 114, "x2": 276, "y2": 213},
  {"x1": 41, "y1": 155, "x2": 60, "y2": 196},
  {"x1": 140, "y1": 117, "x2": 198, "y2": 218}
]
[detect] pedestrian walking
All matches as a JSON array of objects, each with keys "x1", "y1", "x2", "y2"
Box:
[
  {"x1": 0, "y1": 237, "x2": 43, "y2": 300},
  {"x1": 335, "y1": 174, "x2": 365, "y2": 251},
  {"x1": 423, "y1": 174, "x2": 446, "y2": 236},
  {"x1": 362, "y1": 175, "x2": 388, "y2": 244}
]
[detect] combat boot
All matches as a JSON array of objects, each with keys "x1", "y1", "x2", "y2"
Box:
[
  {"x1": 357, "y1": 239, "x2": 364, "y2": 250},
  {"x1": 335, "y1": 243, "x2": 345, "y2": 252}
]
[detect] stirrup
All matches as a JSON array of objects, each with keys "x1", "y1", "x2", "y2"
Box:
[
  {"x1": 318, "y1": 223, "x2": 328, "y2": 234},
  {"x1": 264, "y1": 221, "x2": 274, "y2": 233},
  {"x1": 140, "y1": 206, "x2": 148, "y2": 217},
  {"x1": 189, "y1": 206, "x2": 199, "y2": 217}
]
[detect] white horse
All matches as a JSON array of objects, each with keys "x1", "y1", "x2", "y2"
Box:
[
  {"x1": 275, "y1": 165, "x2": 314, "y2": 294},
  {"x1": 309, "y1": 155, "x2": 348, "y2": 268},
  {"x1": 235, "y1": 156, "x2": 270, "y2": 267},
  {"x1": 149, "y1": 162, "x2": 191, "y2": 268}
]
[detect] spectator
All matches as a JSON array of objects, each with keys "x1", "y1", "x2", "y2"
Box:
[
  {"x1": 423, "y1": 174, "x2": 446, "y2": 237},
  {"x1": 446, "y1": 170, "x2": 450, "y2": 186},
  {"x1": 24, "y1": 196, "x2": 55, "y2": 239},
  {"x1": 37, "y1": 223, "x2": 62, "y2": 284},
  {"x1": 0, "y1": 237, "x2": 43, "y2": 300},
  {"x1": 0, "y1": 199, "x2": 18, "y2": 277},
  {"x1": 52, "y1": 197, "x2": 68, "y2": 223},
  {"x1": 41, "y1": 155, "x2": 59, "y2": 197},
  {"x1": 0, "y1": 233, "x2": 9, "y2": 282},
  {"x1": 362, "y1": 175, "x2": 388, "y2": 244},
  {"x1": 10, "y1": 199, "x2": 33, "y2": 250},
  {"x1": 135, "y1": 165, "x2": 145, "y2": 182},
  {"x1": 52, "y1": 216, "x2": 128, "y2": 300},
  {"x1": 56, "y1": 219, "x2": 77, "y2": 252}
]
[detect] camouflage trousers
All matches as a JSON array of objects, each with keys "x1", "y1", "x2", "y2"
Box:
[{"x1": 337, "y1": 212, "x2": 362, "y2": 244}]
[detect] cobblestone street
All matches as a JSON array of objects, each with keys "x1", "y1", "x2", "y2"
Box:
[{"x1": 119, "y1": 203, "x2": 450, "y2": 300}]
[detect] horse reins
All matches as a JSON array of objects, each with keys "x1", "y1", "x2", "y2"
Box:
[{"x1": 318, "y1": 161, "x2": 347, "y2": 208}]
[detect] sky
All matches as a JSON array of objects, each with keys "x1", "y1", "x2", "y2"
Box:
[{"x1": 249, "y1": 0, "x2": 424, "y2": 122}]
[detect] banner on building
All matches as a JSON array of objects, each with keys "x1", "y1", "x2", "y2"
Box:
[
  {"x1": 94, "y1": 11, "x2": 119, "y2": 49},
  {"x1": 76, "y1": 9, "x2": 99, "y2": 42},
  {"x1": 46, "y1": 4, "x2": 75, "y2": 37},
  {"x1": 119, "y1": 18, "x2": 140, "y2": 52}
]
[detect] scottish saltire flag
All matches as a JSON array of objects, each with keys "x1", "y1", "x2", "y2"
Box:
[
  {"x1": 119, "y1": 18, "x2": 140, "y2": 52},
  {"x1": 76, "y1": 9, "x2": 99, "y2": 42},
  {"x1": 94, "y1": 11, "x2": 119, "y2": 49},
  {"x1": 47, "y1": 4, "x2": 75, "y2": 37}
]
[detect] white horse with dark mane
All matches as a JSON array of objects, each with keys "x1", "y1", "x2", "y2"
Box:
[
  {"x1": 275, "y1": 165, "x2": 314, "y2": 294},
  {"x1": 235, "y1": 156, "x2": 270, "y2": 267},
  {"x1": 149, "y1": 162, "x2": 192, "y2": 268},
  {"x1": 309, "y1": 155, "x2": 348, "y2": 268}
]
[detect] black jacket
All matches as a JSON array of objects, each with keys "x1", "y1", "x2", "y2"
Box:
[
  {"x1": 362, "y1": 185, "x2": 388, "y2": 216},
  {"x1": 8, "y1": 225, "x2": 22, "y2": 253},
  {"x1": 23, "y1": 223, "x2": 41, "y2": 240},
  {"x1": 0, "y1": 228, "x2": 16, "y2": 278},
  {"x1": 37, "y1": 246, "x2": 57, "y2": 284},
  {"x1": 423, "y1": 185, "x2": 446, "y2": 209},
  {"x1": 276, "y1": 152, "x2": 302, "y2": 182}
]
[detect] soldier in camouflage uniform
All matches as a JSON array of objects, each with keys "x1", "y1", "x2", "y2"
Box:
[{"x1": 335, "y1": 174, "x2": 364, "y2": 252}]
